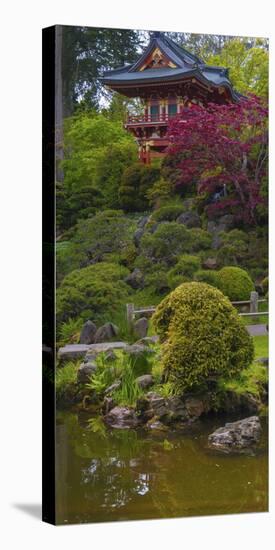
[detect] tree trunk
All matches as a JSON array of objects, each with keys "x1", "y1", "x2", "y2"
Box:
[{"x1": 55, "y1": 25, "x2": 64, "y2": 182}]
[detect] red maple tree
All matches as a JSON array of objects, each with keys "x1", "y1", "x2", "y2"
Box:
[{"x1": 166, "y1": 96, "x2": 268, "y2": 223}]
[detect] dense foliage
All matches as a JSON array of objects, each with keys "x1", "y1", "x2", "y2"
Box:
[
  {"x1": 119, "y1": 164, "x2": 160, "y2": 212},
  {"x1": 56, "y1": 262, "x2": 130, "y2": 324},
  {"x1": 152, "y1": 282, "x2": 254, "y2": 392},
  {"x1": 167, "y1": 96, "x2": 268, "y2": 224},
  {"x1": 216, "y1": 266, "x2": 255, "y2": 301}
]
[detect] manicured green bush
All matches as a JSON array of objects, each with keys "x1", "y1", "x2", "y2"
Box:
[
  {"x1": 151, "y1": 205, "x2": 185, "y2": 223},
  {"x1": 188, "y1": 228, "x2": 212, "y2": 252},
  {"x1": 217, "y1": 229, "x2": 249, "y2": 266},
  {"x1": 119, "y1": 164, "x2": 160, "y2": 211},
  {"x1": 61, "y1": 210, "x2": 136, "y2": 274},
  {"x1": 168, "y1": 255, "x2": 201, "y2": 288},
  {"x1": 140, "y1": 222, "x2": 192, "y2": 266},
  {"x1": 144, "y1": 270, "x2": 170, "y2": 295},
  {"x1": 216, "y1": 266, "x2": 255, "y2": 301},
  {"x1": 56, "y1": 262, "x2": 130, "y2": 325},
  {"x1": 194, "y1": 269, "x2": 219, "y2": 287},
  {"x1": 152, "y1": 282, "x2": 254, "y2": 392}
]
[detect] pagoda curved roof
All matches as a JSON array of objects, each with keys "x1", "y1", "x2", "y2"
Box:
[{"x1": 102, "y1": 32, "x2": 240, "y2": 101}]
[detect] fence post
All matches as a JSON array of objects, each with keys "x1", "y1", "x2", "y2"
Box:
[
  {"x1": 126, "y1": 303, "x2": 135, "y2": 331},
  {"x1": 250, "y1": 291, "x2": 259, "y2": 315}
]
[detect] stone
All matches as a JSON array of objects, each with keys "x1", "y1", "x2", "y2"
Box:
[
  {"x1": 102, "y1": 397, "x2": 116, "y2": 415},
  {"x1": 104, "y1": 380, "x2": 121, "y2": 395},
  {"x1": 135, "y1": 374, "x2": 154, "y2": 390},
  {"x1": 104, "y1": 406, "x2": 139, "y2": 429},
  {"x1": 58, "y1": 344, "x2": 90, "y2": 363},
  {"x1": 135, "y1": 335, "x2": 159, "y2": 346},
  {"x1": 137, "y1": 216, "x2": 149, "y2": 229},
  {"x1": 208, "y1": 416, "x2": 262, "y2": 451},
  {"x1": 123, "y1": 343, "x2": 154, "y2": 356},
  {"x1": 59, "y1": 342, "x2": 127, "y2": 364},
  {"x1": 133, "y1": 228, "x2": 144, "y2": 247},
  {"x1": 176, "y1": 211, "x2": 201, "y2": 228},
  {"x1": 146, "y1": 419, "x2": 168, "y2": 431},
  {"x1": 125, "y1": 268, "x2": 144, "y2": 290},
  {"x1": 167, "y1": 396, "x2": 188, "y2": 420},
  {"x1": 219, "y1": 214, "x2": 235, "y2": 229},
  {"x1": 202, "y1": 257, "x2": 218, "y2": 270},
  {"x1": 77, "y1": 361, "x2": 97, "y2": 384},
  {"x1": 145, "y1": 392, "x2": 167, "y2": 418},
  {"x1": 256, "y1": 357, "x2": 269, "y2": 367},
  {"x1": 133, "y1": 317, "x2": 148, "y2": 339},
  {"x1": 79, "y1": 320, "x2": 97, "y2": 344},
  {"x1": 94, "y1": 323, "x2": 119, "y2": 343},
  {"x1": 185, "y1": 397, "x2": 206, "y2": 418}
]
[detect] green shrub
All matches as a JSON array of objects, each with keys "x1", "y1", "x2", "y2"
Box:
[
  {"x1": 168, "y1": 255, "x2": 201, "y2": 288},
  {"x1": 216, "y1": 266, "x2": 255, "y2": 301},
  {"x1": 140, "y1": 222, "x2": 191, "y2": 266},
  {"x1": 144, "y1": 270, "x2": 170, "y2": 295},
  {"x1": 119, "y1": 164, "x2": 160, "y2": 211},
  {"x1": 152, "y1": 282, "x2": 254, "y2": 392},
  {"x1": 146, "y1": 177, "x2": 174, "y2": 208},
  {"x1": 188, "y1": 228, "x2": 212, "y2": 252},
  {"x1": 71, "y1": 209, "x2": 136, "y2": 268},
  {"x1": 217, "y1": 229, "x2": 248, "y2": 266},
  {"x1": 57, "y1": 317, "x2": 83, "y2": 345},
  {"x1": 194, "y1": 269, "x2": 219, "y2": 287},
  {"x1": 56, "y1": 262, "x2": 130, "y2": 324},
  {"x1": 151, "y1": 205, "x2": 184, "y2": 223},
  {"x1": 56, "y1": 362, "x2": 79, "y2": 400},
  {"x1": 261, "y1": 276, "x2": 268, "y2": 295}
]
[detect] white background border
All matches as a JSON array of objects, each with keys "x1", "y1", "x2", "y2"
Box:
[{"x1": 0, "y1": 1, "x2": 273, "y2": 548}]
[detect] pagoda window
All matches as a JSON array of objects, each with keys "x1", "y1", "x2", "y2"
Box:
[
  {"x1": 168, "y1": 103, "x2": 177, "y2": 117},
  {"x1": 150, "y1": 104, "x2": 159, "y2": 121}
]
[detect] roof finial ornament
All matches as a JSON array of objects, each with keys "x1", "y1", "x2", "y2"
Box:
[{"x1": 151, "y1": 31, "x2": 161, "y2": 38}]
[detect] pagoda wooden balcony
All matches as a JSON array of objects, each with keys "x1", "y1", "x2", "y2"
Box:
[{"x1": 125, "y1": 113, "x2": 177, "y2": 127}]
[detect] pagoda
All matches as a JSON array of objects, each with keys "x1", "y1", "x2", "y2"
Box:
[{"x1": 102, "y1": 32, "x2": 239, "y2": 164}]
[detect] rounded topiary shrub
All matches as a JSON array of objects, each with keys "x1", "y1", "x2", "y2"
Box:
[
  {"x1": 56, "y1": 262, "x2": 130, "y2": 325},
  {"x1": 216, "y1": 266, "x2": 254, "y2": 301},
  {"x1": 152, "y1": 282, "x2": 254, "y2": 392}
]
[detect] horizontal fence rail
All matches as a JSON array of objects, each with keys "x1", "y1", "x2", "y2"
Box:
[{"x1": 126, "y1": 291, "x2": 268, "y2": 329}]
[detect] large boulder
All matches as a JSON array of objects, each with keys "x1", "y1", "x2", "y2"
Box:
[
  {"x1": 104, "y1": 406, "x2": 139, "y2": 429},
  {"x1": 133, "y1": 317, "x2": 148, "y2": 339},
  {"x1": 79, "y1": 320, "x2": 97, "y2": 344},
  {"x1": 125, "y1": 268, "x2": 144, "y2": 290},
  {"x1": 208, "y1": 416, "x2": 262, "y2": 451},
  {"x1": 176, "y1": 211, "x2": 201, "y2": 228},
  {"x1": 77, "y1": 361, "x2": 97, "y2": 384},
  {"x1": 94, "y1": 323, "x2": 119, "y2": 343}
]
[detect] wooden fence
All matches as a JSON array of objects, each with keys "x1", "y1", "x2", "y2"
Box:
[{"x1": 126, "y1": 291, "x2": 268, "y2": 330}]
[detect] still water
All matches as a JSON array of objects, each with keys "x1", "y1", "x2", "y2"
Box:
[{"x1": 56, "y1": 411, "x2": 268, "y2": 524}]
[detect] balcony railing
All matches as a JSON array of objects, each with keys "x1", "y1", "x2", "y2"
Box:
[{"x1": 126, "y1": 113, "x2": 178, "y2": 124}]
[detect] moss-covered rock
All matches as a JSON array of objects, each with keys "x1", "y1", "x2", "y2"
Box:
[{"x1": 152, "y1": 282, "x2": 254, "y2": 392}]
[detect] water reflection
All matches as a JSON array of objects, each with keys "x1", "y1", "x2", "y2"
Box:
[{"x1": 55, "y1": 411, "x2": 268, "y2": 524}]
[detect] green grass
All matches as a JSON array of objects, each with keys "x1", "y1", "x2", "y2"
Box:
[
  {"x1": 56, "y1": 361, "x2": 79, "y2": 400},
  {"x1": 253, "y1": 335, "x2": 268, "y2": 359},
  {"x1": 217, "y1": 334, "x2": 268, "y2": 400}
]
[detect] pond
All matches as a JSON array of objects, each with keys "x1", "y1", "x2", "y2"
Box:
[{"x1": 55, "y1": 410, "x2": 268, "y2": 525}]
